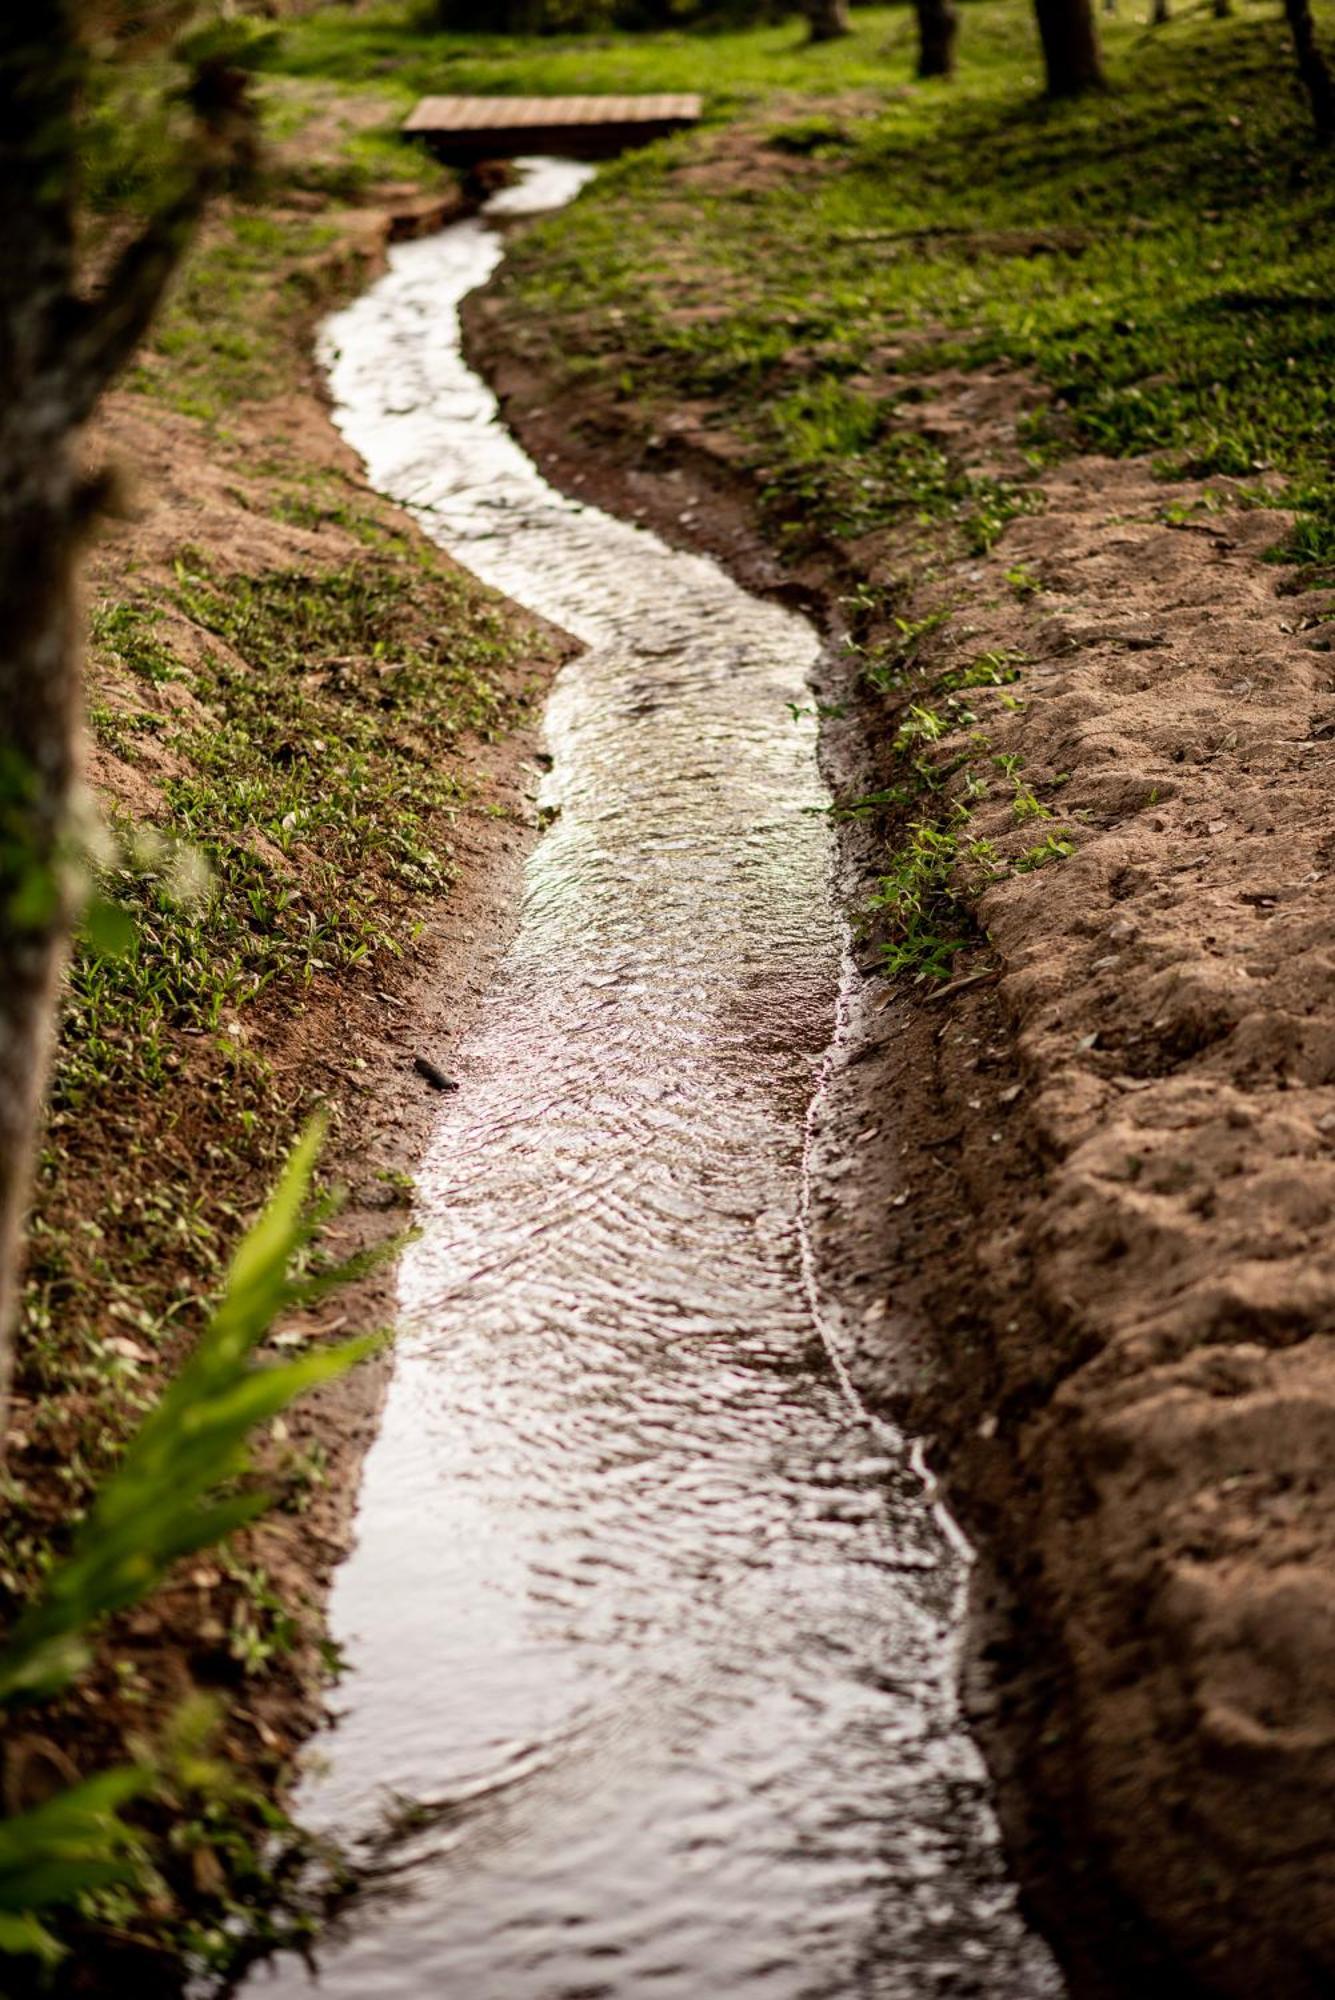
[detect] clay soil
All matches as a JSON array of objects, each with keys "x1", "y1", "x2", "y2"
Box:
[{"x1": 468, "y1": 236, "x2": 1335, "y2": 1997}]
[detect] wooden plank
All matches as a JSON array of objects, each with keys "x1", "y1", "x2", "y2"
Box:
[
  {"x1": 404, "y1": 93, "x2": 701, "y2": 133},
  {"x1": 402, "y1": 93, "x2": 702, "y2": 160}
]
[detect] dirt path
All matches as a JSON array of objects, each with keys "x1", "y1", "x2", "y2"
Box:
[{"x1": 466, "y1": 273, "x2": 1335, "y2": 1999}]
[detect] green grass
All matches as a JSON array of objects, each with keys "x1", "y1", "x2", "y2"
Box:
[
  {"x1": 263, "y1": 4, "x2": 928, "y2": 104},
  {"x1": 429, "y1": 0, "x2": 1335, "y2": 563},
  {"x1": 70, "y1": 549, "x2": 523, "y2": 1103},
  {"x1": 131, "y1": 214, "x2": 338, "y2": 422},
  {"x1": 12, "y1": 542, "x2": 535, "y2": 1584},
  {"x1": 123, "y1": 72, "x2": 447, "y2": 425}
]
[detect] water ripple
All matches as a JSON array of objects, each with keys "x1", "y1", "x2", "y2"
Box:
[{"x1": 242, "y1": 160, "x2": 1061, "y2": 2000}]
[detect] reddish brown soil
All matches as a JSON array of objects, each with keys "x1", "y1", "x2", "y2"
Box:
[{"x1": 467, "y1": 263, "x2": 1335, "y2": 1998}]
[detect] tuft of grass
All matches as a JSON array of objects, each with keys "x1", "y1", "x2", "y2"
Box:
[
  {"x1": 868, "y1": 818, "x2": 972, "y2": 983},
  {"x1": 1015, "y1": 831, "x2": 1076, "y2": 871}
]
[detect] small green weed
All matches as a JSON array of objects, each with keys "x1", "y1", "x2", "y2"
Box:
[
  {"x1": 868, "y1": 819, "x2": 971, "y2": 982},
  {"x1": 1015, "y1": 832, "x2": 1076, "y2": 871}
]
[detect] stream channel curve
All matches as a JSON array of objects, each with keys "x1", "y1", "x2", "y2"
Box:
[{"x1": 243, "y1": 159, "x2": 1063, "y2": 2000}]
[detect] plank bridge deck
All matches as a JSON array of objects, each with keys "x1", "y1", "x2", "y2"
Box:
[{"x1": 403, "y1": 93, "x2": 703, "y2": 161}]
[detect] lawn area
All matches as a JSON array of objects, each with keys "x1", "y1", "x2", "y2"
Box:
[
  {"x1": 266, "y1": 2, "x2": 946, "y2": 103},
  {"x1": 266, "y1": 0, "x2": 1335, "y2": 567}
]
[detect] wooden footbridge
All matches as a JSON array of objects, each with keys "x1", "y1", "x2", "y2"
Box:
[{"x1": 402, "y1": 93, "x2": 703, "y2": 163}]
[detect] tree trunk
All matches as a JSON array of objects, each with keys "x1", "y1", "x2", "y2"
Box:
[
  {"x1": 1284, "y1": 0, "x2": 1335, "y2": 135},
  {"x1": 0, "y1": 7, "x2": 83, "y2": 1408},
  {"x1": 916, "y1": 0, "x2": 958, "y2": 76},
  {"x1": 0, "y1": 8, "x2": 254, "y2": 1419},
  {"x1": 1151, "y1": 0, "x2": 1169, "y2": 22},
  {"x1": 1032, "y1": 0, "x2": 1106, "y2": 96},
  {"x1": 803, "y1": 0, "x2": 851, "y2": 42}
]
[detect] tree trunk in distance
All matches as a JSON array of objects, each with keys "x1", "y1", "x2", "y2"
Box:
[
  {"x1": 1032, "y1": 0, "x2": 1106, "y2": 95},
  {"x1": 1284, "y1": 0, "x2": 1335, "y2": 134},
  {"x1": 803, "y1": 0, "x2": 851, "y2": 42},
  {"x1": 1151, "y1": 0, "x2": 1169, "y2": 23},
  {"x1": 916, "y1": 0, "x2": 959, "y2": 76}
]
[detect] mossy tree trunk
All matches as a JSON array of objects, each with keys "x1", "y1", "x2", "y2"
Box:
[
  {"x1": 1032, "y1": 0, "x2": 1105, "y2": 95},
  {"x1": 916, "y1": 0, "x2": 958, "y2": 76},
  {"x1": 1284, "y1": 0, "x2": 1335, "y2": 135},
  {"x1": 0, "y1": 3, "x2": 252, "y2": 1414}
]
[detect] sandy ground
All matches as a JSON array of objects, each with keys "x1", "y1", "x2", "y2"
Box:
[{"x1": 466, "y1": 267, "x2": 1335, "y2": 1997}]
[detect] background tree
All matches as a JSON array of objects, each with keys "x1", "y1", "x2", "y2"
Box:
[
  {"x1": 1032, "y1": 0, "x2": 1105, "y2": 94},
  {"x1": 916, "y1": 0, "x2": 958, "y2": 76},
  {"x1": 1284, "y1": 0, "x2": 1335, "y2": 134},
  {"x1": 802, "y1": 0, "x2": 851, "y2": 40},
  {"x1": 0, "y1": 4, "x2": 257, "y2": 1413}
]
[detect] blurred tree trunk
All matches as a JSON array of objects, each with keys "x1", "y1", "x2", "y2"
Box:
[
  {"x1": 0, "y1": 5, "x2": 252, "y2": 1415},
  {"x1": 1284, "y1": 0, "x2": 1335, "y2": 134},
  {"x1": 803, "y1": 0, "x2": 850, "y2": 41},
  {"x1": 1151, "y1": 0, "x2": 1169, "y2": 22},
  {"x1": 916, "y1": 0, "x2": 958, "y2": 75},
  {"x1": 1032, "y1": 0, "x2": 1105, "y2": 95}
]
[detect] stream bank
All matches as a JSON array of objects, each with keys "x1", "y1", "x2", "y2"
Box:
[
  {"x1": 468, "y1": 177, "x2": 1335, "y2": 2000},
  {"x1": 5, "y1": 95, "x2": 573, "y2": 1991}
]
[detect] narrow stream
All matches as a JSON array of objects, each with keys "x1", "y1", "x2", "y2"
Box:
[{"x1": 245, "y1": 162, "x2": 1062, "y2": 2000}]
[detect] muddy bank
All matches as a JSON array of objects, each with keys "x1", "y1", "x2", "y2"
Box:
[
  {"x1": 467, "y1": 261, "x2": 1335, "y2": 1998},
  {"x1": 4, "y1": 137, "x2": 572, "y2": 1987}
]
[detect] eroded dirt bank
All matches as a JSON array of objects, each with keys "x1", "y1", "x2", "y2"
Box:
[
  {"x1": 467, "y1": 259, "x2": 1335, "y2": 1998},
  {"x1": 5, "y1": 131, "x2": 572, "y2": 1987}
]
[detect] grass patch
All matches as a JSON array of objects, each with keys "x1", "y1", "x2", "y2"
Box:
[
  {"x1": 262, "y1": 6, "x2": 926, "y2": 105},
  {"x1": 123, "y1": 73, "x2": 449, "y2": 426},
  {"x1": 454, "y1": 0, "x2": 1335, "y2": 561},
  {"x1": 20, "y1": 543, "x2": 533, "y2": 1509}
]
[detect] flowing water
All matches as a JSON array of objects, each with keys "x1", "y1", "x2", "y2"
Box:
[{"x1": 243, "y1": 162, "x2": 1062, "y2": 2000}]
